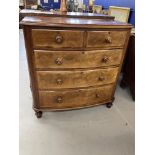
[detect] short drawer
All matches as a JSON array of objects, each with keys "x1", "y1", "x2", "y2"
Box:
[
  {"x1": 38, "y1": 85, "x2": 113, "y2": 109},
  {"x1": 32, "y1": 29, "x2": 84, "y2": 49},
  {"x1": 86, "y1": 31, "x2": 127, "y2": 48},
  {"x1": 36, "y1": 67, "x2": 119, "y2": 89},
  {"x1": 34, "y1": 49, "x2": 123, "y2": 69}
]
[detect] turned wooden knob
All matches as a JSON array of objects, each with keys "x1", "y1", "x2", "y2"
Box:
[
  {"x1": 98, "y1": 76, "x2": 105, "y2": 81},
  {"x1": 56, "y1": 96, "x2": 63, "y2": 103},
  {"x1": 56, "y1": 78, "x2": 63, "y2": 85},
  {"x1": 105, "y1": 36, "x2": 112, "y2": 43},
  {"x1": 55, "y1": 58, "x2": 63, "y2": 65},
  {"x1": 102, "y1": 57, "x2": 109, "y2": 63},
  {"x1": 55, "y1": 35, "x2": 63, "y2": 44}
]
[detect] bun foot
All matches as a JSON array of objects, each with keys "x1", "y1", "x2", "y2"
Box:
[
  {"x1": 35, "y1": 111, "x2": 42, "y2": 118},
  {"x1": 106, "y1": 97, "x2": 114, "y2": 108},
  {"x1": 106, "y1": 102, "x2": 113, "y2": 108}
]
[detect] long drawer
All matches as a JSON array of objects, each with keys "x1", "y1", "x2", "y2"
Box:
[
  {"x1": 38, "y1": 84, "x2": 113, "y2": 109},
  {"x1": 34, "y1": 49, "x2": 123, "y2": 69},
  {"x1": 36, "y1": 67, "x2": 119, "y2": 89},
  {"x1": 32, "y1": 29, "x2": 84, "y2": 49},
  {"x1": 86, "y1": 31, "x2": 127, "y2": 48}
]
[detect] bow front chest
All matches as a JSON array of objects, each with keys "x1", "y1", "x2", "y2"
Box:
[{"x1": 21, "y1": 15, "x2": 132, "y2": 118}]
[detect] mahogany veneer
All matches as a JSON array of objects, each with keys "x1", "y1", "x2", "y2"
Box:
[{"x1": 20, "y1": 15, "x2": 132, "y2": 118}]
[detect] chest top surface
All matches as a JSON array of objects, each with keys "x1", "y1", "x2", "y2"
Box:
[{"x1": 20, "y1": 16, "x2": 132, "y2": 29}]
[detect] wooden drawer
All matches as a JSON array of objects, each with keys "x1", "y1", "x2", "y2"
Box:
[
  {"x1": 34, "y1": 49, "x2": 123, "y2": 69},
  {"x1": 32, "y1": 29, "x2": 84, "y2": 49},
  {"x1": 86, "y1": 31, "x2": 127, "y2": 48},
  {"x1": 36, "y1": 67, "x2": 118, "y2": 89},
  {"x1": 38, "y1": 85, "x2": 113, "y2": 109}
]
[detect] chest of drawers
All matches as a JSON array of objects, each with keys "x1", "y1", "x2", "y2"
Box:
[{"x1": 21, "y1": 16, "x2": 132, "y2": 118}]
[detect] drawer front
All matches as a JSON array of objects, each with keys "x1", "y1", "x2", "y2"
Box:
[
  {"x1": 36, "y1": 67, "x2": 118, "y2": 89},
  {"x1": 39, "y1": 85, "x2": 113, "y2": 108},
  {"x1": 32, "y1": 29, "x2": 84, "y2": 49},
  {"x1": 34, "y1": 49, "x2": 123, "y2": 69},
  {"x1": 86, "y1": 31, "x2": 127, "y2": 48}
]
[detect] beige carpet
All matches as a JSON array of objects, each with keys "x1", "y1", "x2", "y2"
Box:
[{"x1": 19, "y1": 29, "x2": 135, "y2": 155}]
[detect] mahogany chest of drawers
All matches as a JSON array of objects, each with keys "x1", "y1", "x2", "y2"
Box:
[{"x1": 20, "y1": 15, "x2": 132, "y2": 118}]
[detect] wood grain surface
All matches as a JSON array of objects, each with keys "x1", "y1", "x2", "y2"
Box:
[
  {"x1": 87, "y1": 31, "x2": 127, "y2": 48},
  {"x1": 34, "y1": 49, "x2": 123, "y2": 69},
  {"x1": 36, "y1": 67, "x2": 119, "y2": 89},
  {"x1": 32, "y1": 29, "x2": 84, "y2": 49},
  {"x1": 38, "y1": 84, "x2": 114, "y2": 109},
  {"x1": 20, "y1": 16, "x2": 133, "y2": 29}
]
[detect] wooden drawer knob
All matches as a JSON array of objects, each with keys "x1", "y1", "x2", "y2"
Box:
[
  {"x1": 105, "y1": 36, "x2": 112, "y2": 43},
  {"x1": 56, "y1": 96, "x2": 63, "y2": 103},
  {"x1": 98, "y1": 76, "x2": 105, "y2": 81},
  {"x1": 102, "y1": 57, "x2": 109, "y2": 63},
  {"x1": 55, "y1": 35, "x2": 63, "y2": 44},
  {"x1": 55, "y1": 58, "x2": 63, "y2": 65},
  {"x1": 56, "y1": 78, "x2": 63, "y2": 85}
]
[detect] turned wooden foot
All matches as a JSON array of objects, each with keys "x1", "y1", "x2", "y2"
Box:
[
  {"x1": 106, "y1": 97, "x2": 115, "y2": 108},
  {"x1": 120, "y1": 78, "x2": 127, "y2": 89},
  {"x1": 35, "y1": 111, "x2": 42, "y2": 118},
  {"x1": 106, "y1": 102, "x2": 113, "y2": 108}
]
